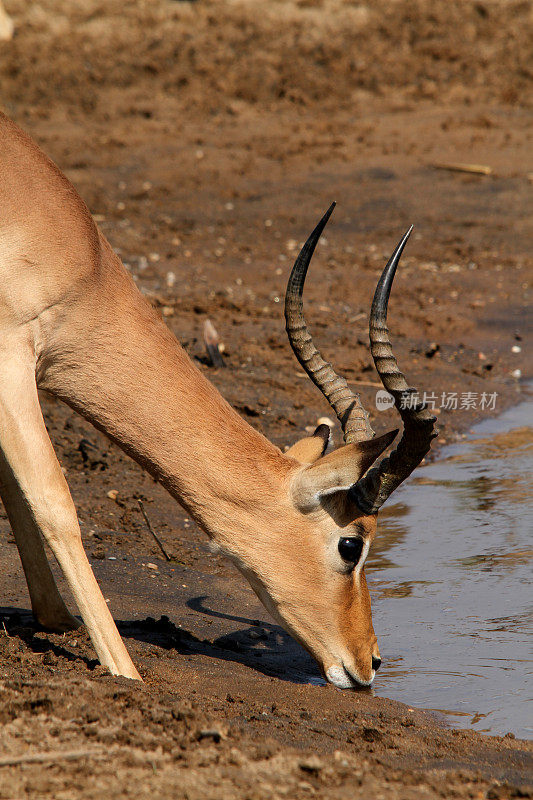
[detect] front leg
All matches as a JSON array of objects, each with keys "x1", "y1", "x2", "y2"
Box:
[{"x1": 0, "y1": 345, "x2": 141, "y2": 680}]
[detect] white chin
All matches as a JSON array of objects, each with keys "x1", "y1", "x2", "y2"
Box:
[{"x1": 326, "y1": 665, "x2": 375, "y2": 689}]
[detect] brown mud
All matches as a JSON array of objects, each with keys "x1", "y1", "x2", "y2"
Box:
[{"x1": 0, "y1": 1, "x2": 532, "y2": 797}]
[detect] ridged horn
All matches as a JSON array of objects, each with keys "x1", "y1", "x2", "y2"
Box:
[
  {"x1": 284, "y1": 203, "x2": 374, "y2": 444},
  {"x1": 351, "y1": 227, "x2": 439, "y2": 514}
]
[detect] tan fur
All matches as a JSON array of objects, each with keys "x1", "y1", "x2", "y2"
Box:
[
  {"x1": 285, "y1": 435, "x2": 327, "y2": 464},
  {"x1": 0, "y1": 112, "x2": 393, "y2": 686}
]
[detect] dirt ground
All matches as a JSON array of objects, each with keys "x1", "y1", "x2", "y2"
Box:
[{"x1": 0, "y1": 0, "x2": 532, "y2": 797}]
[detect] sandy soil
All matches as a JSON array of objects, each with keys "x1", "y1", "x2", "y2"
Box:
[{"x1": 0, "y1": 1, "x2": 532, "y2": 797}]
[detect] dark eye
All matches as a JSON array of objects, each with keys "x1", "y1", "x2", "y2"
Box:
[{"x1": 338, "y1": 537, "x2": 364, "y2": 565}]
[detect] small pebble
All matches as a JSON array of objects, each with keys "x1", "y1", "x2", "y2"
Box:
[
  {"x1": 197, "y1": 727, "x2": 224, "y2": 743},
  {"x1": 299, "y1": 756, "x2": 323, "y2": 774},
  {"x1": 106, "y1": 490, "x2": 119, "y2": 501},
  {"x1": 511, "y1": 345, "x2": 521, "y2": 353},
  {"x1": 146, "y1": 563, "x2": 158, "y2": 570},
  {"x1": 511, "y1": 369, "x2": 522, "y2": 379}
]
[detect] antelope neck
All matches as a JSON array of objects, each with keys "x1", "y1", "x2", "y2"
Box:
[{"x1": 38, "y1": 242, "x2": 290, "y2": 540}]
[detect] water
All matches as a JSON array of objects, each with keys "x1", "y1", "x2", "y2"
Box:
[{"x1": 368, "y1": 393, "x2": 532, "y2": 738}]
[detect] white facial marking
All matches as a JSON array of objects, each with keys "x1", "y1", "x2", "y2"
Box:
[
  {"x1": 326, "y1": 665, "x2": 354, "y2": 688},
  {"x1": 326, "y1": 664, "x2": 376, "y2": 689},
  {"x1": 353, "y1": 538, "x2": 371, "y2": 579}
]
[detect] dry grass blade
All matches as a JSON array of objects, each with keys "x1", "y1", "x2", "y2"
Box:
[
  {"x1": 432, "y1": 162, "x2": 493, "y2": 176},
  {"x1": 138, "y1": 499, "x2": 171, "y2": 562},
  {"x1": 0, "y1": 748, "x2": 105, "y2": 767}
]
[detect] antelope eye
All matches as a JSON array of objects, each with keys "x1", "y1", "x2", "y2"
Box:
[{"x1": 338, "y1": 537, "x2": 364, "y2": 565}]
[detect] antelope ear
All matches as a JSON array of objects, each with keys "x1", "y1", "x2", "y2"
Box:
[
  {"x1": 285, "y1": 423, "x2": 331, "y2": 464},
  {"x1": 292, "y1": 429, "x2": 398, "y2": 510}
]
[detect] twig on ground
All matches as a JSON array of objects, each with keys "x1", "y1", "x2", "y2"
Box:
[
  {"x1": 295, "y1": 373, "x2": 382, "y2": 388},
  {"x1": 138, "y1": 500, "x2": 171, "y2": 562},
  {"x1": 0, "y1": 748, "x2": 105, "y2": 768},
  {"x1": 348, "y1": 379, "x2": 383, "y2": 388},
  {"x1": 432, "y1": 162, "x2": 493, "y2": 176}
]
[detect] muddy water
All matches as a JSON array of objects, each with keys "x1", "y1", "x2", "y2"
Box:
[{"x1": 368, "y1": 394, "x2": 532, "y2": 738}]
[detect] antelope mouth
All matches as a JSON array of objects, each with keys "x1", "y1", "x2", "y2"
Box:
[{"x1": 326, "y1": 663, "x2": 375, "y2": 690}]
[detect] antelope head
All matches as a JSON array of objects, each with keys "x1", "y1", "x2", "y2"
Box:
[{"x1": 248, "y1": 203, "x2": 438, "y2": 688}]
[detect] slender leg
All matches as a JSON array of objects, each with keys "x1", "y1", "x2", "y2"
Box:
[
  {"x1": 0, "y1": 460, "x2": 81, "y2": 632},
  {"x1": 0, "y1": 350, "x2": 141, "y2": 680}
]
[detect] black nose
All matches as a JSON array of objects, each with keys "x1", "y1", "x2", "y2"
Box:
[{"x1": 372, "y1": 656, "x2": 382, "y2": 672}]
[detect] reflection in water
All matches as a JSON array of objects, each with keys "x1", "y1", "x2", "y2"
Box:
[
  {"x1": 367, "y1": 395, "x2": 532, "y2": 738},
  {"x1": 366, "y1": 503, "x2": 410, "y2": 571}
]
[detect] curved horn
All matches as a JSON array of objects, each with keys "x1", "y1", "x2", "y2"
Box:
[
  {"x1": 351, "y1": 227, "x2": 439, "y2": 514},
  {"x1": 285, "y1": 204, "x2": 374, "y2": 444}
]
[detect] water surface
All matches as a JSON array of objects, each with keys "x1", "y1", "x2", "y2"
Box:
[{"x1": 369, "y1": 393, "x2": 532, "y2": 738}]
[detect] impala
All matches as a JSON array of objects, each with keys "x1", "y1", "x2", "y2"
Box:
[{"x1": 0, "y1": 113, "x2": 437, "y2": 686}]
